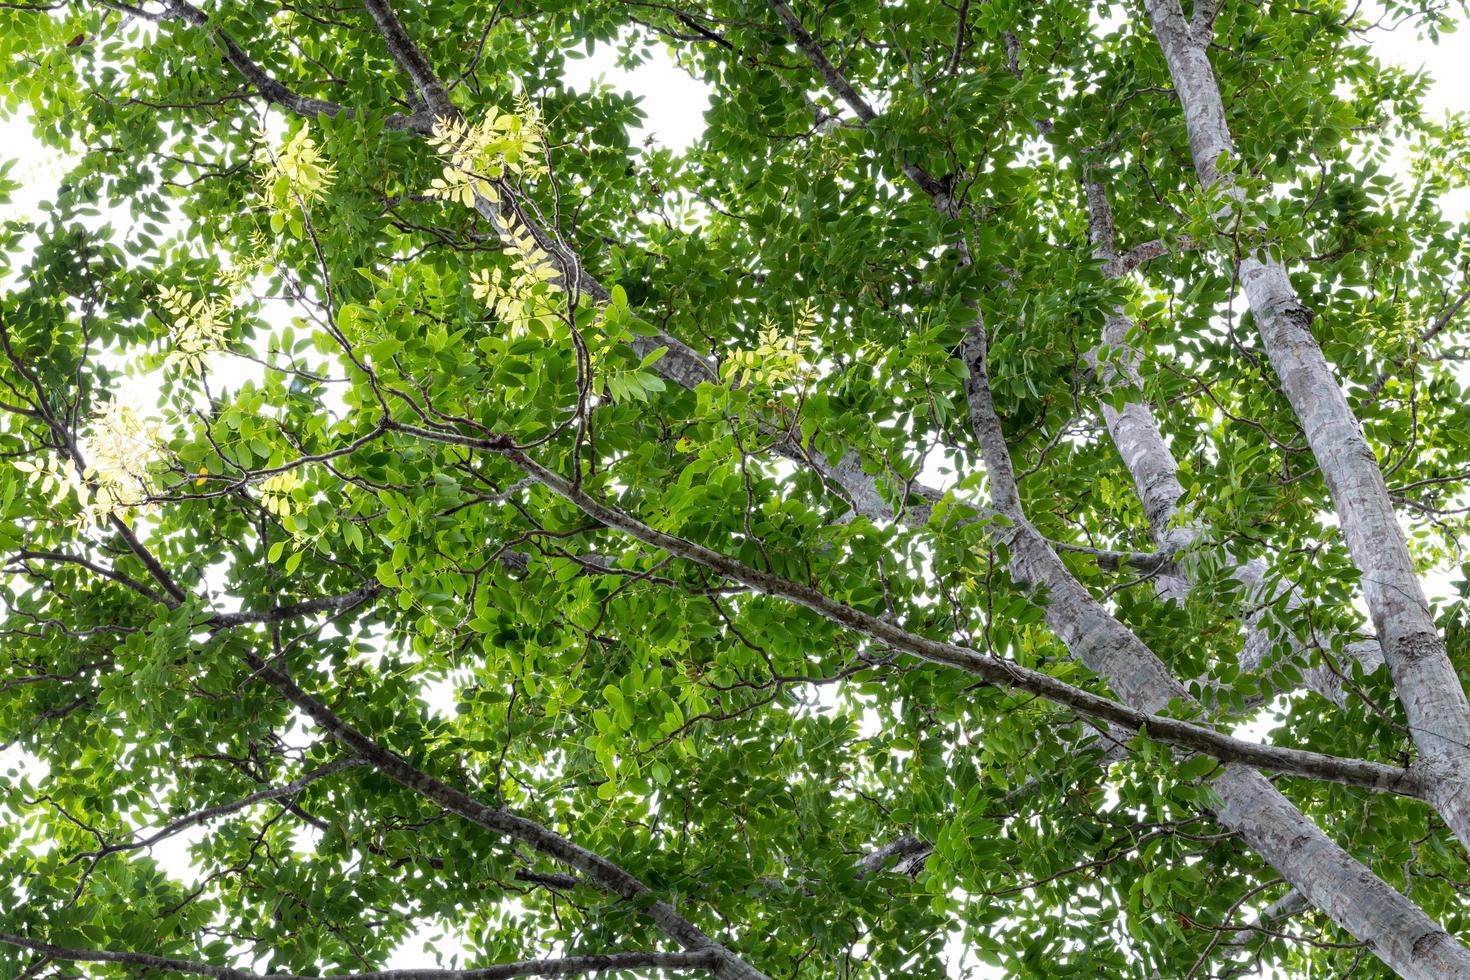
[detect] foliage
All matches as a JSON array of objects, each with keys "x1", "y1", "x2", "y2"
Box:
[{"x1": 0, "y1": 0, "x2": 1468, "y2": 977}]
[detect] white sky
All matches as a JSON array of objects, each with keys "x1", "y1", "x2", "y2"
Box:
[{"x1": 1, "y1": 3, "x2": 1468, "y2": 977}]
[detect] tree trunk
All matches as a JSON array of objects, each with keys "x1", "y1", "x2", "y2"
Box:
[{"x1": 1144, "y1": 0, "x2": 1470, "y2": 850}]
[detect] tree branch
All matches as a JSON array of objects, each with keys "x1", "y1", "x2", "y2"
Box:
[
  {"x1": 1190, "y1": 0, "x2": 1225, "y2": 42},
  {"x1": 10, "y1": 549, "x2": 172, "y2": 606},
  {"x1": 211, "y1": 583, "x2": 386, "y2": 627},
  {"x1": 127, "y1": 758, "x2": 364, "y2": 852},
  {"x1": 1101, "y1": 234, "x2": 1198, "y2": 277},
  {"x1": 0, "y1": 935, "x2": 719, "y2": 979},
  {"x1": 462, "y1": 439, "x2": 1421, "y2": 798},
  {"x1": 360, "y1": 0, "x2": 454, "y2": 117},
  {"x1": 765, "y1": 0, "x2": 947, "y2": 199},
  {"x1": 241, "y1": 654, "x2": 770, "y2": 980},
  {"x1": 156, "y1": 0, "x2": 432, "y2": 132}
]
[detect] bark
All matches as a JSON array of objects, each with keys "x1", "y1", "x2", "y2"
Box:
[
  {"x1": 961, "y1": 315, "x2": 1470, "y2": 979},
  {"x1": 1209, "y1": 767, "x2": 1468, "y2": 979},
  {"x1": 1090, "y1": 309, "x2": 1193, "y2": 604},
  {"x1": 1084, "y1": 177, "x2": 1384, "y2": 703},
  {"x1": 1144, "y1": 0, "x2": 1470, "y2": 851},
  {"x1": 857, "y1": 834, "x2": 933, "y2": 878}
]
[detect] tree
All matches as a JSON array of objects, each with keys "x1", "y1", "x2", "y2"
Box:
[{"x1": 1, "y1": 0, "x2": 1469, "y2": 974}]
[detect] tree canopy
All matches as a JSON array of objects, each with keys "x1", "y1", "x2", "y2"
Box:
[{"x1": 2, "y1": 0, "x2": 1470, "y2": 976}]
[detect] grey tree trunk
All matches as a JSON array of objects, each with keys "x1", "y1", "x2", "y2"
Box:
[
  {"x1": 1085, "y1": 181, "x2": 1384, "y2": 704},
  {"x1": 1143, "y1": 0, "x2": 1470, "y2": 853},
  {"x1": 961, "y1": 318, "x2": 1470, "y2": 979}
]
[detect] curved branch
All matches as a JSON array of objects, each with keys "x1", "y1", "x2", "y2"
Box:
[
  {"x1": 765, "y1": 0, "x2": 947, "y2": 199},
  {"x1": 211, "y1": 584, "x2": 385, "y2": 627},
  {"x1": 129, "y1": 759, "x2": 364, "y2": 852},
  {"x1": 243, "y1": 655, "x2": 770, "y2": 980},
  {"x1": 155, "y1": 0, "x2": 432, "y2": 132},
  {"x1": 397, "y1": 431, "x2": 1424, "y2": 798},
  {"x1": 0, "y1": 935, "x2": 719, "y2": 979},
  {"x1": 10, "y1": 549, "x2": 172, "y2": 606}
]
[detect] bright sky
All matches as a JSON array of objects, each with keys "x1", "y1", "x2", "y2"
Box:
[{"x1": 1, "y1": 2, "x2": 1468, "y2": 977}]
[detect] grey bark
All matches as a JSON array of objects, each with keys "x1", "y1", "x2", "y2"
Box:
[
  {"x1": 751, "y1": 11, "x2": 1470, "y2": 966},
  {"x1": 1144, "y1": 0, "x2": 1470, "y2": 852},
  {"x1": 960, "y1": 316, "x2": 1470, "y2": 979},
  {"x1": 857, "y1": 834, "x2": 933, "y2": 878},
  {"x1": 1084, "y1": 177, "x2": 1384, "y2": 704}
]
